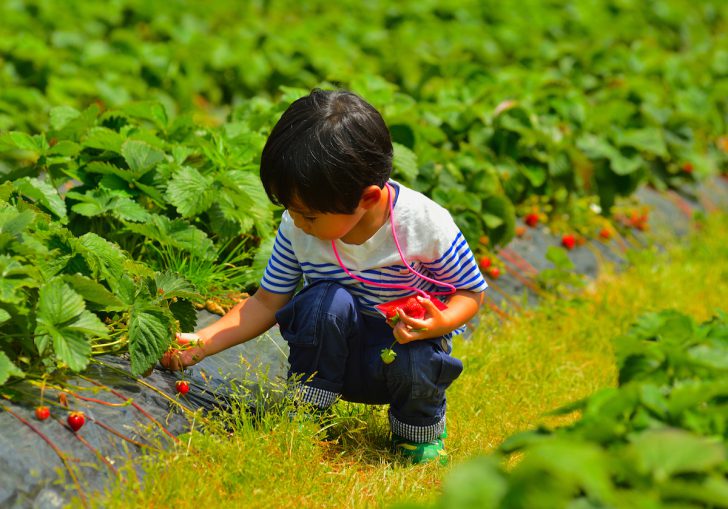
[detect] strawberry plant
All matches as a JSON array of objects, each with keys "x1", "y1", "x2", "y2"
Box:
[
  {"x1": 427, "y1": 310, "x2": 728, "y2": 508},
  {"x1": 0, "y1": 189, "x2": 201, "y2": 385}
]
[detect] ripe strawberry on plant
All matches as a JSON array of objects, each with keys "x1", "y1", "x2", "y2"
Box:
[
  {"x1": 175, "y1": 380, "x2": 190, "y2": 395},
  {"x1": 561, "y1": 234, "x2": 576, "y2": 250},
  {"x1": 599, "y1": 227, "x2": 612, "y2": 240},
  {"x1": 35, "y1": 406, "x2": 50, "y2": 421},
  {"x1": 681, "y1": 162, "x2": 694, "y2": 174},
  {"x1": 478, "y1": 256, "x2": 492, "y2": 270},
  {"x1": 486, "y1": 266, "x2": 501, "y2": 279},
  {"x1": 524, "y1": 213, "x2": 539, "y2": 228},
  {"x1": 67, "y1": 411, "x2": 85, "y2": 432}
]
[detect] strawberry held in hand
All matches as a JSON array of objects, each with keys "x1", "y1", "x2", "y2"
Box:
[{"x1": 376, "y1": 295, "x2": 444, "y2": 325}]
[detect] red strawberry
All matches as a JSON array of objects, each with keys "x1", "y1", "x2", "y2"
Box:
[
  {"x1": 524, "y1": 213, "x2": 539, "y2": 228},
  {"x1": 376, "y1": 295, "x2": 446, "y2": 324},
  {"x1": 599, "y1": 227, "x2": 612, "y2": 240},
  {"x1": 175, "y1": 380, "x2": 190, "y2": 395},
  {"x1": 682, "y1": 162, "x2": 694, "y2": 174},
  {"x1": 400, "y1": 297, "x2": 426, "y2": 319},
  {"x1": 561, "y1": 234, "x2": 576, "y2": 250},
  {"x1": 486, "y1": 266, "x2": 501, "y2": 279},
  {"x1": 67, "y1": 411, "x2": 85, "y2": 432},
  {"x1": 35, "y1": 406, "x2": 50, "y2": 421},
  {"x1": 479, "y1": 256, "x2": 492, "y2": 270}
]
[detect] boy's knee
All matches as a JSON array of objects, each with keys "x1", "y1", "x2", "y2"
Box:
[{"x1": 387, "y1": 341, "x2": 463, "y2": 416}]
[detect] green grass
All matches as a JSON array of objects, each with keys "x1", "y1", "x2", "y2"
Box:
[{"x1": 93, "y1": 214, "x2": 728, "y2": 509}]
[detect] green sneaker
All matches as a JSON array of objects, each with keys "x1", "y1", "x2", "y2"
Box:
[{"x1": 392, "y1": 434, "x2": 448, "y2": 465}]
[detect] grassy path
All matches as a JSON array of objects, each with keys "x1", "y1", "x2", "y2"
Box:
[{"x1": 96, "y1": 215, "x2": 728, "y2": 509}]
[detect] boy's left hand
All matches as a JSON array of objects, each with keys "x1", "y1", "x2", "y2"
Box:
[{"x1": 390, "y1": 296, "x2": 450, "y2": 344}]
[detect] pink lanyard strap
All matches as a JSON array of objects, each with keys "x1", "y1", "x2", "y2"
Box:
[{"x1": 331, "y1": 183, "x2": 457, "y2": 298}]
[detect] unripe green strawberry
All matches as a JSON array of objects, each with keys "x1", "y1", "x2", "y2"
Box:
[{"x1": 380, "y1": 348, "x2": 397, "y2": 364}]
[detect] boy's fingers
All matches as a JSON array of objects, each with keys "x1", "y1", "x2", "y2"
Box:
[
  {"x1": 416, "y1": 296, "x2": 442, "y2": 315},
  {"x1": 175, "y1": 332, "x2": 200, "y2": 346}
]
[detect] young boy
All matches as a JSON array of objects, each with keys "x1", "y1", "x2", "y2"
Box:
[{"x1": 161, "y1": 89, "x2": 487, "y2": 464}]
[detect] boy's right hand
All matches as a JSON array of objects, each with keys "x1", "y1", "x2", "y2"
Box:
[{"x1": 161, "y1": 333, "x2": 206, "y2": 371}]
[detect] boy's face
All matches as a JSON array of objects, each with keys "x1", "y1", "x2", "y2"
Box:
[{"x1": 287, "y1": 200, "x2": 366, "y2": 241}]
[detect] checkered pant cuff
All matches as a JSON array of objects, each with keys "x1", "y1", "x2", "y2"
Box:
[
  {"x1": 291, "y1": 384, "x2": 339, "y2": 409},
  {"x1": 389, "y1": 411, "x2": 446, "y2": 442}
]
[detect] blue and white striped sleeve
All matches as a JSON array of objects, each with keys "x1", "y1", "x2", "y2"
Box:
[
  {"x1": 422, "y1": 231, "x2": 488, "y2": 293},
  {"x1": 260, "y1": 216, "x2": 302, "y2": 294}
]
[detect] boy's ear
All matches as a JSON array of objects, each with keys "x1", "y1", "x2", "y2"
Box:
[{"x1": 358, "y1": 185, "x2": 384, "y2": 210}]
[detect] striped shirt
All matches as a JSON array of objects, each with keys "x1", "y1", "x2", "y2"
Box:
[{"x1": 261, "y1": 181, "x2": 488, "y2": 337}]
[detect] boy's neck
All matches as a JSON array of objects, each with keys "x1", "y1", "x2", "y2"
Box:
[{"x1": 340, "y1": 186, "x2": 391, "y2": 245}]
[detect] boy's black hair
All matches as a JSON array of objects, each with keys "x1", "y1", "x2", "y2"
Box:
[{"x1": 260, "y1": 89, "x2": 393, "y2": 214}]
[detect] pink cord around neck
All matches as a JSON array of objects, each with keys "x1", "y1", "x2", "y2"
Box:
[{"x1": 331, "y1": 183, "x2": 457, "y2": 298}]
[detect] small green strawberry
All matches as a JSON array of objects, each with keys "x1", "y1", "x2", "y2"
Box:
[{"x1": 380, "y1": 348, "x2": 397, "y2": 364}]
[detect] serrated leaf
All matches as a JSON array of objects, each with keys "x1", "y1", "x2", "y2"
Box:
[
  {"x1": 62, "y1": 274, "x2": 126, "y2": 311},
  {"x1": 545, "y1": 246, "x2": 574, "y2": 270},
  {"x1": 34, "y1": 279, "x2": 107, "y2": 371},
  {"x1": 47, "y1": 140, "x2": 81, "y2": 157},
  {"x1": 165, "y1": 166, "x2": 214, "y2": 217},
  {"x1": 128, "y1": 306, "x2": 173, "y2": 376},
  {"x1": 482, "y1": 213, "x2": 504, "y2": 229},
  {"x1": 616, "y1": 128, "x2": 668, "y2": 157},
  {"x1": 125, "y1": 214, "x2": 214, "y2": 259},
  {"x1": 49, "y1": 105, "x2": 81, "y2": 131},
  {"x1": 0, "y1": 351, "x2": 24, "y2": 384},
  {"x1": 520, "y1": 163, "x2": 547, "y2": 187},
  {"x1": 0, "y1": 131, "x2": 43, "y2": 153},
  {"x1": 627, "y1": 429, "x2": 725, "y2": 480},
  {"x1": 83, "y1": 127, "x2": 125, "y2": 153},
  {"x1": 440, "y1": 456, "x2": 507, "y2": 509},
  {"x1": 0, "y1": 208, "x2": 34, "y2": 236},
  {"x1": 0, "y1": 255, "x2": 39, "y2": 304},
  {"x1": 170, "y1": 299, "x2": 197, "y2": 333},
  {"x1": 84, "y1": 161, "x2": 132, "y2": 181},
  {"x1": 121, "y1": 139, "x2": 165, "y2": 174},
  {"x1": 68, "y1": 188, "x2": 151, "y2": 222},
  {"x1": 154, "y1": 272, "x2": 198, "y2": 301},
  {"x1": 51, "y1": 329, "x2": 92, "y2": 371},
  {"x1": 392, "y1": 142, "x2": 419, "y2": 181},
  {"x1": 577, "y1": 135, "x2": 641, "y2": 175},
  {"x1": 72, "y1": 232, "x2": 127, "y2": 282},
  {"x1": 122, "y1": 101, "x2": 168, "y2": 130},
  {"x1": 12, "y1": 177, "x2": 67, "y2": 220}
]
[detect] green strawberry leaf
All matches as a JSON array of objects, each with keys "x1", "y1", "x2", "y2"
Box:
[
  {"x1": 128, "y1": 305, "x2": 173, "y2": 376},
  {"x1": 165, "y1": 166, "x2": 214, "y2": 217},
  {"x1": 0, "y1": 351, "x2": 24, "y2": 385},
  {"x1": 392, "y1": 142, "x2": 419, "y2": 182},
  {"x1": 121, "y1": 139, "x2": 165, "y2": 174},
  {"x1": 62, "y1": 274, "x2": 126, "y2": 311},
  {"x1": 83, "y1": 127, "x2": 125, "y2": 153},
  {"x1": 12, "y1": 177, "x2": 67, "y2": 220},
  {"x1": 34, "y1": 279, "x2": 107, "y2": 371}
]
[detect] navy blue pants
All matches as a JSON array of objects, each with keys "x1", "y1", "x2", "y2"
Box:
[{"x1": 275, "y1": 280, "x2": 463, "y2": 442}]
